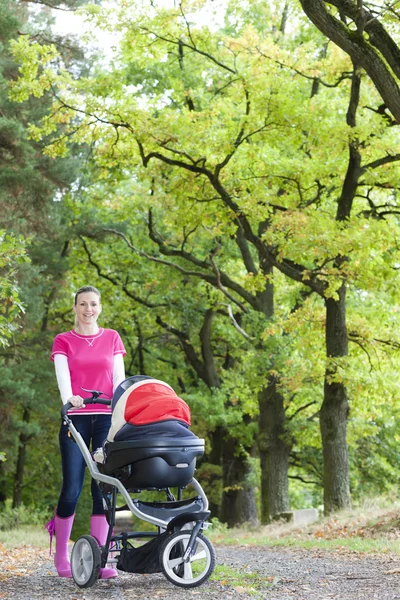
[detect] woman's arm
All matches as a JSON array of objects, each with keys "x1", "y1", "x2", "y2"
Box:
[
  {"x1": 53, "y1": 354, "x2": 84, "y2": 407},
  {"x1": 54, "y1": 354, "x2": 73, "y2": 404},
  {"x1": 113, "y1": 353, "x2": 125, "y2": 391}
]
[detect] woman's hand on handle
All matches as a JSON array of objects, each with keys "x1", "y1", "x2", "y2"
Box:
[
  {"x1": 61, "y1": 392, "x2": 111, "y2": 420},
  {"x1": 67, "y1": 395, "x2": 85, "y2": 408}
]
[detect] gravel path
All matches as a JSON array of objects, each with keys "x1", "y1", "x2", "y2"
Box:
[{"x1": 2, "y1": 543, "x2": 400, "y2": 599}]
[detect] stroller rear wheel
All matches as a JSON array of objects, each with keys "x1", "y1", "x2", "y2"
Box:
[
  {"x1": 159, "y1": 530, "x2": 215, "y2": 588},
  {"x1": 71, "y1": 535, "x2": 101, "y2": 588}
]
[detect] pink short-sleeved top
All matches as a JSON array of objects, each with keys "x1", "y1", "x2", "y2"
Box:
[{"x1": 51, "y1": 328, "x2": 126, "y2": 415}]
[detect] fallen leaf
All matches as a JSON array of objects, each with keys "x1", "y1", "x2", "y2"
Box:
[{"x1": 385, "y1": 569, "x2": 400, "y2": 575}]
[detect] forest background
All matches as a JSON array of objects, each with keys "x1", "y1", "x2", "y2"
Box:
[{"x1": 1, "y1": 0, "x2": 400, "y2": 539}]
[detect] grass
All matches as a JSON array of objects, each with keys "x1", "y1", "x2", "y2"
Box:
[
  {"x1": 208, "y1": 527, "x2": 400, "y2": 554},
  {"x1": 0, "y1": 526, "x2": 49, "y2": 549},
  {"x1": 255, "y1": 535, "x2": 400, "y2": 554},
  {"x1": 208, "y1": 497, "x2": 400, "y2": 555},
  {"x1": 2, "y1": 497, "x2": 400, "y2": 556},
  {"x1": 209, "y1": 564, "x2": 279, "y2": 596},
  {"x1": 207, "y1": 530, "x2": 400, "y2": 554}
]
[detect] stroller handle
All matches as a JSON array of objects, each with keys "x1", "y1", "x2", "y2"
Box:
[{"x1": 61, "y1": 397, "x2": 112, "y2": 419}]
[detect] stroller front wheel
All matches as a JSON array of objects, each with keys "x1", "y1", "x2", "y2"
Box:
[
  {"x1": 159, "y1": 530, "x2": 215, "y2": 588},
  {"x1": 71, "y1": 535, "x2": 101, "y2": 588}
]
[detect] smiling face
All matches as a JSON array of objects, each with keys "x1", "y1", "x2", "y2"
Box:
[{"x1": 73, "y1": 291, "x2": 102, "y2": 329}]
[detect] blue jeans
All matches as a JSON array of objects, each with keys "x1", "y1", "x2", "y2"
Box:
[{"x1": 57, "y1": 414, "x2": 111, "y2": 518}]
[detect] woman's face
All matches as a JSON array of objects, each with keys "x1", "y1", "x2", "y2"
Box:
[{"x1": 73, "y1": 292, "x2": 101, "y2": 327}]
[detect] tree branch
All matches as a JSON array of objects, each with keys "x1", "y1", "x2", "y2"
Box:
[
  {"x1": 103, "y1": 227, "x2": 259, "y2": 309},
  {"x1": 288, "y1": 474, "x2": 320, "y2": 485},
  {"x1": 362, "y1": 153, "x2": 400, "y2": 172},
  {"x1": 287, "y1": 401, "x2": 317, "y2": 420},
  {"x1": 155, "y1": 315, "x2": 207, "y2": 383},
  {"x1": 136, "y1": 141, "x2": 327, "y2": 297},
  {"x1": 210, "y1": 256, "x2": 249, "y2": 313},
  {"x1": 19, "y1": 0, "x2": 78, "y2": 11},
  {"x1": 235, "y1": 225, "x2": 258, "y2": 274},
  {"x1": 348, "y1": 333, "x2": 374, "y2": 371},
  {"x1": 226, "y1": 304, "x2": 254, "y2": 341},
  {"x1": 80, "y1": 237, "x2": 167, "y2": 309},
  {"x1": 199, "y1": 309, "x2": 221, "y2": 387},
  {"x1": 326, "y1": 0, "x2": 400, "y2": 78},
  {"x1": 299, "y1": 0, "x2": 400, "y2": 122},
  {"x1": 138, "y1": 26, "x2": 237, "y2": 74}
]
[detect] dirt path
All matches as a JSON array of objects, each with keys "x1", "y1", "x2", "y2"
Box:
[{"x1": 2, "y1": 543, "x2": 400, "y2": 599}]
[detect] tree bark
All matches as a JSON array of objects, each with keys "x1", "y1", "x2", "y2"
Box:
[
  {"x1": 321, "y1": 290, "x2": 351, "y2": 513},
  {"x1": 206, "y1": 426, "x2": 224, "y2": 519},
  {"x1": 200, "y1": 309, "x2": 221, "y2": 388},
  {"x1": 156, "y1": 309, "x2": 258, "y2": 526},
  {"x1": 12, "y1": 407, "x2": 30, "y2": 508},
  {"x1": 318, "y1": 64, "x2": 360, "y2": 514},
  {"x1": 220, "y1": 435, "x2": 259, "y2": 527},
  {"x1": 298, "y1": 0, "x2": 400, "y2": 122},
  {"x1": 255, "y1": 259, "x2": 291, "y2": 522},
  {"x1": 258, "y1": 378, "x2": 291, "y2": 522},
  {"x1": 199, "y1": 310, "x2": 258, "y2": 525},
  {"x1": 327, "y1": 0, "x2": 400, "y2": 79}
]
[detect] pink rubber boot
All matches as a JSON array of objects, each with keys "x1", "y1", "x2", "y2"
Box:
[
  {"x1": 54, "y1": 514, "x2": 74, "y2": 577},
  {"x1": 90, "y1": 514, "x2": 118, "y2": 579}
]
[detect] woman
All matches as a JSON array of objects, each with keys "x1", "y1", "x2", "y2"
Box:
[{"x1": 47, "y1": 285, "x2": 126, "y2": 579}]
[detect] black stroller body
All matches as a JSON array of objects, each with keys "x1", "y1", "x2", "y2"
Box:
[{"x1": 62, "y1": 379, "x2": 215, "y2": 589}]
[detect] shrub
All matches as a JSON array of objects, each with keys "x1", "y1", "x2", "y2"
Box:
[{"x1": 0, "y1": 500, "x2": 50, "y2": 531}]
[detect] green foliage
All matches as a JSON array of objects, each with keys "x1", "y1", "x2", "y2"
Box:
[
  {"x1": 0, "y1": 231, "x2": 28, "y2": 345},
  {"x1": 210, "y1": 562, "x2": 276, "y2": 594},
  {"x1": 3, "y1": 0, "x2": 400, "y2": 522},
  {"x1": 0, "y1": 499, "x2": 50, "y2": 531},
  {"x1": 0, "y1": 0, "x2": 86, "y2": 514},
  {"x1": 196, "y1": 462, "x2": 223, "y2": 510}
]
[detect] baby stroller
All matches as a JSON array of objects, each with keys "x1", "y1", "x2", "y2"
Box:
[{"x1": 61, "y1": 376, "x2": 215, "y2": 589}]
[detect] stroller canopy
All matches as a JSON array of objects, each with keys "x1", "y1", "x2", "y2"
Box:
[{"x1": 107, "y1": 376, "x2": 191, "y2": 442}]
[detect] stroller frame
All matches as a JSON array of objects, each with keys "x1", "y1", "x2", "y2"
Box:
[{"x1": 61, "y1": 394, "x2": 215, "y2": 589}]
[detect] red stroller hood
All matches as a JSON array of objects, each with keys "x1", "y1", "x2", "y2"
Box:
[{"x1": 107, "y1": 378, "x2": 191, "y2": 442}]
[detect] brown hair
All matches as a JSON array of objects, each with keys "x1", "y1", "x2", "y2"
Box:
[{"x1": 74, "y1": 286, "x2": 101, "y2": 305}]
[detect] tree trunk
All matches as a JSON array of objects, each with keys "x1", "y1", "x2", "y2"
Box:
[
  {"x1": 255, "y1": 258, "x2": 291, "y2": 522},
  {"x1": 12, "y1": 407, "x2": 30, "y2": 508},
  {"x1": 320, "y1": 290, "x2": 351, "y2": 514},
  {"x1": 298, "y1": 0, "x2": 400, "y2": 123},
  {"x1": 319, "y1": 63, "x2": 359, "y2": 514},
  {"x1": 258, "y1": 378, "x2": 291, "y2": 522},
  {"x1": 205, "y1": 426, "x2": 224, "y2": 520},
  {"x1": 220, "y1": 436, "x2": 259, "y2": 527},
  {"x1": 156, "y1": 310, "x2": 258, "y2": 526},
  {"x1": 0, "y1": 461, "x2": 6, "y2": 504}
]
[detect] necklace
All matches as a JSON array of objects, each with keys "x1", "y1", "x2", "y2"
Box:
[{"x1": 71, "y1": 328, "x2": 102, "y2": 346}]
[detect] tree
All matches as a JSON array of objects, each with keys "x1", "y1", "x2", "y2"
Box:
[
  {"x1": 296, "y1": 0, "x2": 400, "y2": 511},
  {"x1": 8, "y1": 0, "x2": 400, "y2": 518},
  {"x1": 0, "y1": 232, "x2": 27, "y2": 346},
  {"x1": 71, "y1": 212, "x2": 260, "y2": 526},
  {"x1": 0, "y1": 0, "x2": 87, "y2": 510},
  {"x1": 298, "y1": 0, "x2": 400, "y2": 123}
]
